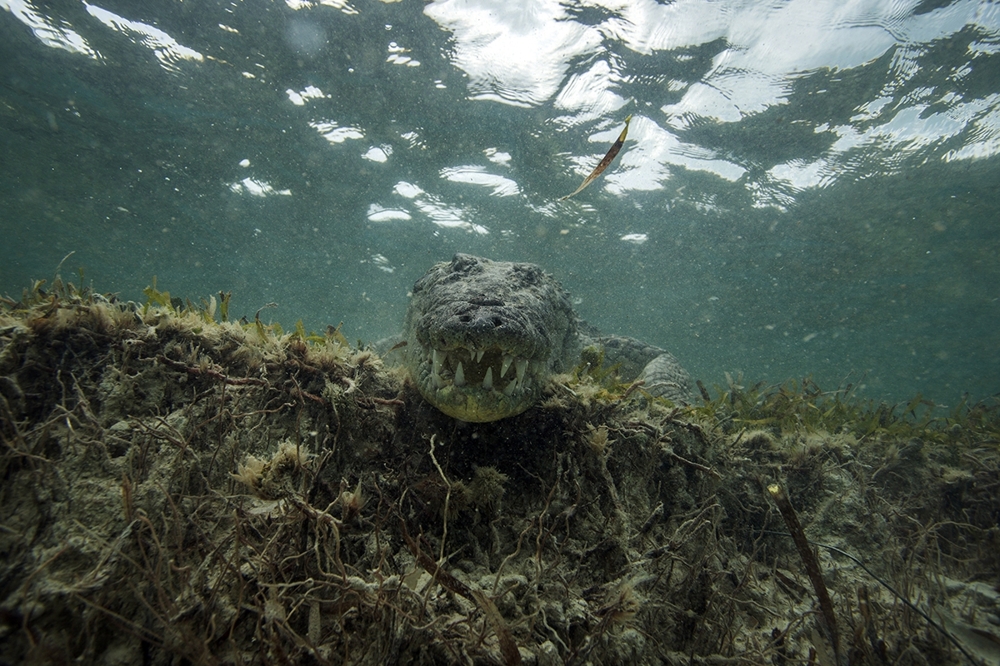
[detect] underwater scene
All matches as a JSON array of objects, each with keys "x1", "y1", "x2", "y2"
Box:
[
  {"x1": 1, "y1": 0, "x2": 998, "y2": 405},
  {"x1": 2, "y1": 0, "x2": 1000, "y2": 664}
]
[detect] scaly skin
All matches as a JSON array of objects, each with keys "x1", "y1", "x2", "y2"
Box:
[{"x1": 403, "y1": 254, "x2": 692, "y2": 421}]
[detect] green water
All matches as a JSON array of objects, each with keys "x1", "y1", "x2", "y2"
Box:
[{"x1": 2, "y1": 0, "x2": 998, "y2": 405}]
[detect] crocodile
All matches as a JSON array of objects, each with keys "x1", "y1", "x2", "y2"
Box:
[{"x1": 402, "y1": 254, "x2": 694, "y2": 422}]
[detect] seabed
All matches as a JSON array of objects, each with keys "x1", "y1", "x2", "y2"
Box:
[{"x1": 0, "y1": 279, "x2": 998, "y2": 665}]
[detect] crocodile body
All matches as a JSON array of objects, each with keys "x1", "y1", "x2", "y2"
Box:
[{"x1": 402, "y1": 254, "x2": 693, "y2": 422}]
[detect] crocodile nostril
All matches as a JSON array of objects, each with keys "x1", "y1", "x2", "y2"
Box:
[{"x1": 490, "y1": 316, "x2": 503, "y2": 328}]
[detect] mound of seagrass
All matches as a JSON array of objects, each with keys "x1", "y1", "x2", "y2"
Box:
[{"x1": 1, "y1": 280, "x2": 998, "y2": 665}]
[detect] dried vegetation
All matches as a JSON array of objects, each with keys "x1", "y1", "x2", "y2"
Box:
[{"x1": 1, "y1": 277, "x2": 999, "y2": 665}]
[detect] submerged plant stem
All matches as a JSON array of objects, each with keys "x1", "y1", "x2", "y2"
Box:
[{"x1": 767, "y1": 483, "x2": 840, "y2": 662}]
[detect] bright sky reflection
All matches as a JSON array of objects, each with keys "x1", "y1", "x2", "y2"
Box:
[
  {"x1": 2, "y1": 0, "x2": 97, "y2": 57},
  {"x1": 425, "y1": 0, "x2": 1000, "y2": 201},
  {"x1": 85, "y1": 3, "x2": 203, "y2": 72},
  {"x1": 440, "y1": 166, "x2": 519, "y2": 197}
]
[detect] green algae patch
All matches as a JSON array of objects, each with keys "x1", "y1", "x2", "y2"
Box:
[{"x1": 1, "y1": 279, "x2": 999, "y2": 665}]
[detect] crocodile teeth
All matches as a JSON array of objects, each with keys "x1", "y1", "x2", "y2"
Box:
[
  {"x1": 432, "y1": 372, "x2": 447, "y2": 389},
  {"x1": 432, "y1": 348, "x2": 444, "y2": 376},
  {"x1": 426, "y1": 346, "x2": 533, "y2": 394},
  {"x1": 501, "y1": 354, "x2": 513, "y2": 378},
  {"x1": 515, "y1": 358, "x2": 527, "y2": 384}
]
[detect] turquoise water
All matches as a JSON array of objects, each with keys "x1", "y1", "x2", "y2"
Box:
[{"x1": 1, "y1": 0, "x2": 998, "y2": 406}]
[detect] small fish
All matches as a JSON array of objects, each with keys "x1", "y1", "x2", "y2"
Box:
[{"x1": 560, "y1": 114, "x2": 633, "y2": 201}]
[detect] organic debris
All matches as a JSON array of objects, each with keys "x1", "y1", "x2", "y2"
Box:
[{"x1": 1, "y1": 279, "x2": 999, "y2": 665}]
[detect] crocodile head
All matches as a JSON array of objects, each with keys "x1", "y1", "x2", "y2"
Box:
[{"x1": 403, "y1": 254, "x2": 580, "y2": 421}]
